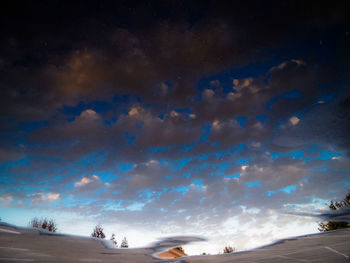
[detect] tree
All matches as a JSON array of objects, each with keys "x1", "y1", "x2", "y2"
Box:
[
  {"x1": 318, "y1": 190, "x2": 350, "y2": 232},
  {"x1": 110, "y1": 233, "x2": 117, "y2": 247},
  {"x1": 91, "y1": 224, "x2": 106, "y2": 239},
  {"x1": 120, "y1": 237, "x2": 129, "y2": 248},
  {"x1": 30, "y1": 217, "x2": 40, "y2": 228},
  {"x1": 29, "y1": 217, "x2": 57, "y2": 232},
  {"x1": 176, "y1": 247, "x2": 185, "y2": 253},
  {"x1": 46, "y1": 219, "x2": 57, "y2": 232},
  {"x1": 223, "y1": 246, "x2": 235, "y2": 253}
]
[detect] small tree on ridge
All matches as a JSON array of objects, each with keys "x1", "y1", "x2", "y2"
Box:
[
  {"x1": 29, "y1": 217, "x2": 57, "y2": 232},
  {"x1": 120, "y1": 237, "x2": 129, "y2": 248},
  {"x1": 223, "y1": 246, "x2": 235, "y2": 253},
  {"x1": 318, "y1": 190, "x2": 350, "y2": 232},
  {"x1": 110, "y1": 233, "x2": 117, "y2": 247},
  {"x1": 91, "y1": 224, "x2": 106, "y2": 239}
]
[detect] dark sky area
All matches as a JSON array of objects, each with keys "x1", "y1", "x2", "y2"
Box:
[{"x1": 0, "y1": 0, "x2": 349, "y2": 254}]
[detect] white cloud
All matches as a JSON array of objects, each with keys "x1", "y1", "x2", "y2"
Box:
[
  {"x1": 170, "y1": 110, "x2": 179, "y2": 117},
  {"x1": 232, "y1": 78, "x2": 253, "y2": 91},
  {"x1": 75, "y1": 175, "x2": 100, "y2": 187},
  {"x1": 30, "y1": 192, "x2": 60, "y2": 203},
  {"x1": 79, "y1": 109, "x2": 99, "y2": 120},
  {"x1": 251, "y1": 142, "x2": 261, "y2": 148},
  {"x1": 212, "y1": 120, "x2": 221, "y2": 129},
  {"x1": 47, "y1": 193, "x2": 60, "y2": 200},
  {"x1": 189, "y1": 113, "x2": 196, "y2": 119},
  {"x1": 145, "y1": 159, "x2": 159, "y2": 166},
  {"x1": 276, "y1": 59, "x2": 305, "y2": 70},
  {"x1": 289, "y1": 116, "x2": 300, "y2": 126},
  {"x1": 128, "y1": 107, "x2": 141, "y2": 117}
]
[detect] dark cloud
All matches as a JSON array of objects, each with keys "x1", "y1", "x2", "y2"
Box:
[
  {"x1": 1, "y1": 1, "x2": 348, "y2": 120},
  {"x1": 273, "y1": 95, "x2": 350, "y2": 156},
  {"x1": 22, "y1": 60, "x2": 324, "y2": 163}
]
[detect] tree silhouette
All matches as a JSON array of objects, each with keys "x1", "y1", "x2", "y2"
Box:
[
  {"x1": 110, "y1": 233, "x2": 117, "y2": 247},
  {"x1": 223, "y1": 246, "x2": 235, "y2": 253},
  {"x1": 318, "y1": 190, "x2": 350, "y2": 232},
  {"x1": 91, "y1": 224, "x2": 106, "y2": 239},
  {"x1": 176, "y1": 247, "x2": 185, "y2": 253},
  {"x1": 120, "y1": 237, "x2": 129, "y2": 248}
]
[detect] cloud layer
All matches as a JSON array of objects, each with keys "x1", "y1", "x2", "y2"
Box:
[{"x1": 0, "y1": 0, "x2": 350, "y2": 255}]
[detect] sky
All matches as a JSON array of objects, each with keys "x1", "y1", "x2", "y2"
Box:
[{"x1": 0, "y1": 0, "x2": 350, "y2": 255}]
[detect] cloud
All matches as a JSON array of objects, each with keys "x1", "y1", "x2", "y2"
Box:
[
  {"x1": 79, "y1": 109, "x2": 99, "y2": 120},
  {"x1": 128, "y1": 107, "x2": 141, "y2": 117},
  {"x1": 203, "y1": 89, "x2": 215, "y2": 100},
  {"x1": 232, "y1": 77, "x2": 254, "y2": 93},
  {"x1": 289, "y1": 116, "x2": 300, "y2": 126},
  {"x1": 170, "y1": 110, "x2": 180, "y2": 118},
  {"x1": 75, "y1": 176, "x2": 97, "y2": 187},
  {"x1": 30, "y1": 192, "x2": 60, "y2": 203},
  {"x1": 189, "y1": 113, "x2": 196, "y2": 119},
  {"x1": 160, "y1": 82, "x2": 169, "y2": 95},
  {"x1": 273, "y1": 96, "x2": 350, "y2": 156},
  {"x1": 47, "y1": 193, "x2": 60, "y2": 200},
  {"x1": 208, "y1": 118, "x2": 271, "y2": 149},
  {"x1": 270, "y1": 59, "x2": 306, "y2": 72},
  {"x1": 74, "y1": 175, "x2": 100, "y2": 187},
  {"x1": 209, "y1": 80, "x2": 220, "y2": 87},
  {"x1": 241, "y1": 156, "x2": 308, "y2": 191},
  {"x1": 0, "y1": 195, "x2": 13, "y2": 202},
  {"x1": 1, "y1": 1, "x2": 350, "y2": 253},
  {"x1": 241, "y1": 165, "x2": 248, "y2": 171}
]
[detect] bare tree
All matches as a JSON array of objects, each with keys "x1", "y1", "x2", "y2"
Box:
[
  {"x1": 110, "y1": 233, "x2": 117, "y2": 247},
  {"x1": 29, "y1": 217, "x2": 57, "y2": 232},
  {"x1": 120, "y1": 237, "x2": 129, "y2": 248},
  {"x1": 91, "y1": 224, "x2": 106, "y2": 239},
  {"x1": 29, "y1": 217, "x2": 40, "y2": 228},
  {"x1": 223, "y1": 246, "x2": 235, "y2": 253},
  {"x1": 47, "y1": 219, "x2": 57, "y2": 232},
  {"x1": 318, "y1": 190, "x2": 350, "y2": 232}
]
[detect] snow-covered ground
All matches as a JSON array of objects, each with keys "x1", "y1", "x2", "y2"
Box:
[{"x1": 0, "y1": 221, "x2": 349, "y2": 262}]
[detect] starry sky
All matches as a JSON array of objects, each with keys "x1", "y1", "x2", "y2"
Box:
[{"x1": 1, "y1": 0, "x2": 350, "y2": 255}]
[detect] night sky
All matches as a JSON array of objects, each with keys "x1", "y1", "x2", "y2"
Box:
[{"x1": 1, "y1": 0, "x2": 350, "y2": 255}]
